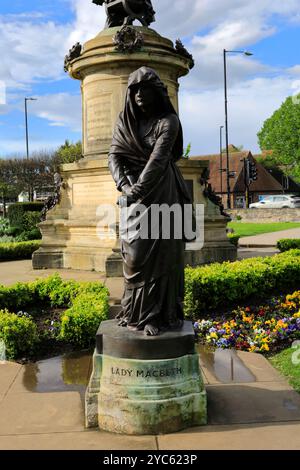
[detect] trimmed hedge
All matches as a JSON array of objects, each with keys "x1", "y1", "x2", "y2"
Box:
[
  {"x1": 184, "y1": 249, "x2": 300, "y2": 320},
  {"x1": 0, "y1": 240, "x2": 41, "y2": 261},
  {"x1": 0, "y1": 274, "x2": 109, "y2": 358},
  {"x1": 8, "y1": 203, "x2": 44, "y2": 229},
  {"x1": 277, "y1": 239, "x2": 300, "y2": 252},
  {"x1": 228, "y1": 233, "x2": 240, "y2": 246},
  {"x1": 0, "y1": 309, "x2": 38, "y2": 359},
  {"x1": 60, "y1": 291, "x2": 109, "y2": 348}
]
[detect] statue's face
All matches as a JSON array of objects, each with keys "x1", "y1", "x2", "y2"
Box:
[{"x1": 134, "y1": 84, "x2": 155, "y2": 109}]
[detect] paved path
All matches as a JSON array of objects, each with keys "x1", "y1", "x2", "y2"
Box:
[
  {"x1": 239, "y1": 227, "x2": 300, "y2": 248},
  {"x1": 0, "y1": 351, "x2": 300, "y2": 450},
  {"x1": 0, "y1": 259, "x2": 124, "y2": 302}
]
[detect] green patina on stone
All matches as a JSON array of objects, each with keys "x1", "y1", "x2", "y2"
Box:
[{"x1": 85, "y1": 351, "x2": 207, "y2": 435}]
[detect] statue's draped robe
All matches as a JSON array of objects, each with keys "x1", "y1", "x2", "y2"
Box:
[{"x1": 108, "y1": 67, "x2": 192, "y2": 330}]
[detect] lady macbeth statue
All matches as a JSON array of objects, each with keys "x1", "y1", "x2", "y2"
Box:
[{"x1": 108, "y1": 67, "x2": 194, "y2": 336}]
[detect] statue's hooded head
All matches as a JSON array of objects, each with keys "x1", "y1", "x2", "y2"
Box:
[{"x1": 120, "y1": 67, "x2": 183, "y2": 161}]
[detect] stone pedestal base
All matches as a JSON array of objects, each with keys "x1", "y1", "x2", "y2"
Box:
[{"x1": 85, "y1": 320, "x2": 207, "y2": 435}]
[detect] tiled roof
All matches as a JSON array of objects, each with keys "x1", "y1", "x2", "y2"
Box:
[{"x1": 191, "y1": 150, "x2": 287, "y2": 194}]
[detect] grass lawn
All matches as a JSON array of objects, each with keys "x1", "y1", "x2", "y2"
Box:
[
  {"x1": 228, "y1": 222, "x2": 300, "y2": 238},
  {"x1": 269, "y1": 347, "x2": 300, "y2": 393}
]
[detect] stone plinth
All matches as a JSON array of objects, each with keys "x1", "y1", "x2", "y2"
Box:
[
  {"x1": 70, "y1": 27, "x2": 189, "y2": 159},
  {"x1": 85, "y1": 320, "x2": 207, "y2": 435}
]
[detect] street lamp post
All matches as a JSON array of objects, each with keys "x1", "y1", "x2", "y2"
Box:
[
  {"x1": 223, "y1": 49, "x2": 253, "y2": 209},
  {"x1": 219, "y1": 125, "x2": 224, "y2": 195},
  {"x1": 24, "y1": 97, "x2": 37, "y2": 160}
]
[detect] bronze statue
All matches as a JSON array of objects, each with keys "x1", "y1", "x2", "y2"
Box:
[
  {"x1": 92, "y1": 0, "x2": 155, "y2": 28},
  {"x1": 108, "y1": 67, "x2": 194, "y2": 336}
]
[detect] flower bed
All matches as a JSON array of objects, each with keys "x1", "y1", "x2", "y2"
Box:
[
  {"x1": 194, "y1": 291, "x2": 300, "y2": 354},
  {"x1": 184, "y1": 249, "x2": 300, "y2": 319}
]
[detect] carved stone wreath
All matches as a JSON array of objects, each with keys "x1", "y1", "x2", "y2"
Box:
[
  {"x1": 113, "y1": 26, "x2": 144, "y2": 53},
  {"x1": 64, "y1": 42, "x2": 82, "y2": 72},
  {"x1": 175, "y1": 39, "x2": 195, "y2": 70}
]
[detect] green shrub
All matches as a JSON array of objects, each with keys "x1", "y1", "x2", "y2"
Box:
[
  {"x1": 0, "y1": 240, "x2": 41, "y2": 261},
  {"x1": 0, "y1": 282, "x2": 36, "y2": 311},
  {"x1": 15, "y1": 229, "x2": 42, "y2": 242},
  {"x1": 8, "y1": 203, "x2": 43, "y2": 229},
  {"x1": 277, "y1": 239, "x2": 300, "y2": 252},
  {"x1": 21, "y1": 211, "x2": 41, "y2": 232},
  {"x1": 0, "y1": 218, "x2": 10, "y2": 236},
  {"x1": 60, "y1": 291, "x2": 109, "y2": 348},
  {"x1": 0, "y1": 235, "x2": 15, "y2": 243},
  {"x1": 5, "y1": 226, "x2": 20, "y2": 237},
  {"x1": 31, "y1": 274, "x2": 80, "y2": 307},
  {"x1": 0, "y1": 309, "x2": 38, "y2": 359},
  {"x1": 184, "y1": 249, "x2": 300, "y2": 319},
  {"x1": 228, "y1": 233, "x2": 240, "y2": 246},
  {"x1": 0, "y1": 274, "x2": 109, "y2": 358}
]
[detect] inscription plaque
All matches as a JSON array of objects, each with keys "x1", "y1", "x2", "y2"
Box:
[{"x1": 86, "y1": 94, "x2": 112, "y2": 142}]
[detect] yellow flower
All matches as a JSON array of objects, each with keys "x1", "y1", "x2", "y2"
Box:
[{"x1": 210, "y1": 332, "x2": 218, "y2": 339}]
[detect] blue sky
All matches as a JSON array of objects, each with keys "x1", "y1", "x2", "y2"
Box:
[{"x1": 0, "y1": 0, "x2": 299, "y2": 157}]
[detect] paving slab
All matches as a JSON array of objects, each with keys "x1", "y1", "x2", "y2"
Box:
[
  {"x1": 239, "y1": 227, "x2": 300, "y2": 248},
  {"x1": 9, "y1": 354, "x2": 92, "y2": 394},
  {"x1": 0, "y1": 430, "x2": 157, "y2": 451},
  {"x1": 0, "y1": 362, "x2": 22, "y2": 395},
  {"x1": 0, "y1": 391, "x2": 84, "y2": 435},
  {"x1": 0, "y1": 260, "x2": 105, "y2": 286},
  {"x1": 157, "y1": 422, "x2": 300, "y2": 450},
  {"x1": 237, "y1": 351, "x2": 286, "y2": 383},
  {"x1": 207, "y1": 381, "x2": 300, "y2": 425},
  {"x1": 237, "y1": 247, "x2": 279, "y2": 260}
]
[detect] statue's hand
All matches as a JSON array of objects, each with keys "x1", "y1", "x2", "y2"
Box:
[
  {"x1": 121, "y1": 184, "x2": 132, "y2": 194},
  {"x1": 117, "y1": 193, "x2": 136, "y2": 208}
]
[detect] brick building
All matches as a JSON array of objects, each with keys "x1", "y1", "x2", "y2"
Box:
[{"x1": 192, "y1": 146, "x2": 300, "y2": 208}]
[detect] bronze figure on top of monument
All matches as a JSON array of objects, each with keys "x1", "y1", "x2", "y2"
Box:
[{"x1": 92, "y1": 0, "x2": 155, "y2": 27}]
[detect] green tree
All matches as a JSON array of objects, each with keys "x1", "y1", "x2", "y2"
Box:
[
  {"x1": 55, "y1": 140, "x2": 82, "y2": 165},
  {"x1": 257, "y1": 95, "x2": 300, "y2": 180},
  {"x1": 222, "y1": 145, "x2": 244, "y2": 153},
  {"x1": 0, "y1": 160, "x2": 20, "y2": 216},
  {"x1": 0, "y1": 155, "x2": 55, "y2": 203}
]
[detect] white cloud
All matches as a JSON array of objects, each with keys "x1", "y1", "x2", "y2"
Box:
[
  {"x1": 0, "y1": 17, "x2": 72, "y2": 90},
  {"x1": 288, "y1": 65, "x2": 300, "y2": 76},
  {"x1": 0, "y1": 81, "x2": 6, "y2": 105},
  {"x1": 67, "y1": 0, "x2": 107, "y2": 46},
  {"x1": 180, "y1": 75, "x2": 297, "y2": 155},
  {"x1": 28, "y1": 92, "x2": 82, "y2": 132}
]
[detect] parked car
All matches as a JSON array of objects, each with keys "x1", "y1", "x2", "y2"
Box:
[{"x1": 250, "y1": 195, "x2": 300, "y2": 209}]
